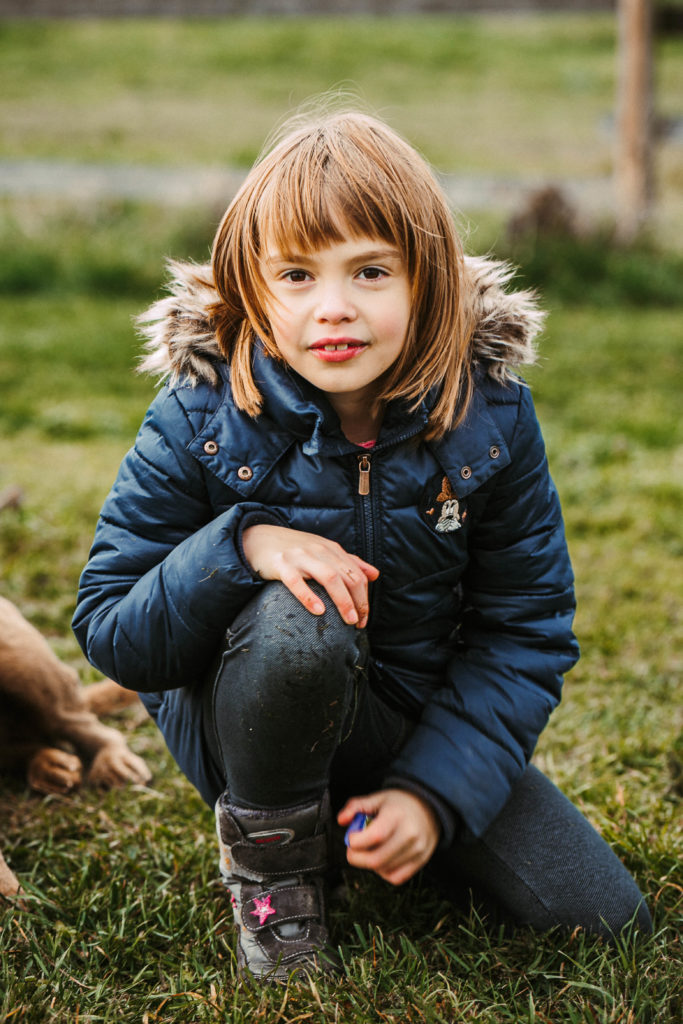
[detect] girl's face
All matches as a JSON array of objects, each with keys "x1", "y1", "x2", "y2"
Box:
[{"x1": 260, "y1": 235, "x2": 411, "y2": 421}]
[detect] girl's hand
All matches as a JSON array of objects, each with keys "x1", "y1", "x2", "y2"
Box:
[
  {"x1": 242, "y1": 524, "x2": 379, "y2": 628},
  {"x1": 337, "y1": 789, "x2": 441, "y2": 885}
]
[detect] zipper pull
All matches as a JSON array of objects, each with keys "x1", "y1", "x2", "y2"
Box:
[{"x1": 358, "y1": 455, "x2": 371, "y2": 496}]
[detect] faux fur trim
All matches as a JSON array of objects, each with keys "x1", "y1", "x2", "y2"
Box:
[
  {"x1": 137, "y1": 261, "x2": 223, "y2": 388},
  {"x1": 137, "y1": 256, "x2": 543, "y2": 388},
  {"x1": 463, "y1": 255, "x2": 544, "y2": 384}
]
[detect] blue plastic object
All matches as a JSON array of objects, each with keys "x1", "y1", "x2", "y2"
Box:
[{"x1": 344, "y1": 812, "x2": 373, "y2": 847}]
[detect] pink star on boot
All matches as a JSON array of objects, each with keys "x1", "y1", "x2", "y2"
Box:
[{"x1": 251, "y1": 893, "x2": 277, "y2": 925}]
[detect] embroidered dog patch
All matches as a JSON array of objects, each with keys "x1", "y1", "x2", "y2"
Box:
[{"x1": 420, "y1": 475, "x2": 467, "y2": 533}]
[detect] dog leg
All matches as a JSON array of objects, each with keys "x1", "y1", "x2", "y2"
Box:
[
  {"x1": 81, "y1": 679, "x2": 142, "y2": 716},
  {"x1": 0, "y1": 848, "x2": 20, "y2": 900},
  {"x1": 0, "y1": 597, "x2": 151, "y2": 789}
]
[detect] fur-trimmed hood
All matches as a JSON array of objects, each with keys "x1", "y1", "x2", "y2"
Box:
[{"x1": 137, "y1": 255, "x2": 544, "y2": 388}]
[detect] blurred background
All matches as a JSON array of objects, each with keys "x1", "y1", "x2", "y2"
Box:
[
  {"x1": 0, "y1": 1, "x2": 681, "y2": 448},
  {"x1": 0, "y1": 4, "x2": 681, "y2": 1020}
]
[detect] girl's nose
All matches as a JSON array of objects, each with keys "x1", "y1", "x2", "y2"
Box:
[{"x1": 314, "y1": 283, "x2": 357, "y2": 324}]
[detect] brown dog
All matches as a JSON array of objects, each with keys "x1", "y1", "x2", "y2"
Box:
[{"x1": 0, "y1": 596, "x2": 151, "y2": 898}]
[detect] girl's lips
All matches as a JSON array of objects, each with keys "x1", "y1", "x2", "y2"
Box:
[{"x1": 309, "y1": 340, "x2": 368, "y2": 363}]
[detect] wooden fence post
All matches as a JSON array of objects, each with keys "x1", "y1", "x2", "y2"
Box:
[{"x1": 615, "y1": 0, "x2": 654, "y2": 243}]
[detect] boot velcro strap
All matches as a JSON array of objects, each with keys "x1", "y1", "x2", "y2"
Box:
[
  {"x1": 231, "y1": 833, "x2": 327, "y2": 877},
  {"x1": 242, "y1": 885, "x2": 321, "y2": 933}
]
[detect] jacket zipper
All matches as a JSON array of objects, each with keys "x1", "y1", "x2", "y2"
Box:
[
  {"x1": 356, "y1": 453, "x2": 376, "y2": 592},
  {"x1": 353, "y1": 424, "x2": 422, "y2": 628},
  {"x1": 357, "y1": 454, "x2": 371, "y2": 496}
]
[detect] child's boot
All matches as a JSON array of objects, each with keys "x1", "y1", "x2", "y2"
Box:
[{"x1": 215, "y1": 790, "x2": 340, "y2": 982}]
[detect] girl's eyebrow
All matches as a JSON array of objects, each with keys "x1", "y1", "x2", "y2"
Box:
[
  {"x1": 263, "y1": 252, "x2": 308, "y2": 266},
  {"x1": 353, "y1": 247, "x2": 403, "y2": 263}
]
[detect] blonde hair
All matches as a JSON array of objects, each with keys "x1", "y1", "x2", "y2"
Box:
[{"x1": 210, "y1": 109, "x2": 474, "y2": 439}]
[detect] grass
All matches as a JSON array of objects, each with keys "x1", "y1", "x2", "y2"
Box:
[
  {"x1": 1, "y1": 209, "x2": 681, "y2": 1024},
  {"x1": 0, "y1": 14, "x2": 682, "y2": 1023},
  {"x1": 2, "y1": 16, "x2": 629, "y2": 171}
]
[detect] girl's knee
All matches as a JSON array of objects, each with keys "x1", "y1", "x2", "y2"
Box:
[
  {"x1": 242, "y1": 581, "x2": 362, "y2": 664},
  {"x1": 216, "y1": 581, "x2": 366, "y2": 705}
]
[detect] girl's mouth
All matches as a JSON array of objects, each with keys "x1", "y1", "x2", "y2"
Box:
[{"x1": 309, "y1": 339, "x2": 368, "y2": 363}]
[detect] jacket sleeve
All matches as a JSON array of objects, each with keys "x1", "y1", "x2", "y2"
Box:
[
  {"x1": 389, "y1": 386, "x2": 579, "y2": 838},
  {"x1": 72, "y1": 386, "x2": 277, "y2": 692}
]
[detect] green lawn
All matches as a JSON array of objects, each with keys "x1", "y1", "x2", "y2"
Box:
[
  {"x1": 0, "y1": 16, "x2": 631, "y2": 172},
  {"x1": 0, "y1": 14, "x2": 682, "y2": 1023},
  {"x1": 1, "y1": 14, "x2": 682, "y2": 241}
]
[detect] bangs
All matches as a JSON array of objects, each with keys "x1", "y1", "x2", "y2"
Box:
[{"x1": 248, "y1": 116, "x2": 420, "y2": 268}]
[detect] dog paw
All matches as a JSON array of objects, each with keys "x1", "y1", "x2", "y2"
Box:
[
  {"x1": 87, "y1": 745, "x2": 152, "y2": 789},
  {"x1": 27, "y1": 748, "x2": 83, "y2": 795}
]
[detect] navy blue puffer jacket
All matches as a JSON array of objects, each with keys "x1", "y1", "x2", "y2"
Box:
[{"x1": 73, "y1": 257, "x2": 578, "y2": 838}]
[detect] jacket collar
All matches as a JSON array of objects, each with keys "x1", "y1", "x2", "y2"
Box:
[
  {"x1": 427, "y1": 382, "x2": 512, "y2": 498},
  {"x1": 187, "y1": 347, "x2": 434, "y2": 498},
  {"x1": 188, "y1": 350, "x2": 508, "y2": 501},
  {"x1": 253, "y1": 344, "x2": 346, "y2": 455},
  {"x1": 253, "y1": 343, "x2": 431, "y2": 457}
]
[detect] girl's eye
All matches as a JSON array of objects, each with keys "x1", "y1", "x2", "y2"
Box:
[
  {"x1": 282, "y1": 269, "x2": 310, "y2": 283},
  {"x1": 357, "y1": 266, "x2": 387, "y2": 281}
]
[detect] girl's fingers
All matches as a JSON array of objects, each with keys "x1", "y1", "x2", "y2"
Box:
[
  {"x1": 311, "y1": 568, "x2": 364, "y2": 625},
  {"x1": 338, "y1": 790, "x2": 441, "y2": 884},
  {"x1": 342, "y1": 569, "x2": 371, "y2": 627},
  {"x1": 337, "y1": 795, "x2": 380, "y2": 825},
  {"x1": 278, "y1": 562, "x2": 361, "y2": 625},
  {"x1": 243, "y1": 525, "x2": 378, "y2": 625},
  {"x1": 278, "y1": 571, "x2": 327, "y2": 616},
  {"x1": 347, "y1": 827, "x2": 408, "y2": 876},
  {"x1": 348, "y1": 827, "x2": 426, "y2": 883},
  {"x1": 351, "y1": 554, "x2": 380, "y2": 581},
  {"x1": 280, "y1": 553, "x2": 372, "y2": 626}
]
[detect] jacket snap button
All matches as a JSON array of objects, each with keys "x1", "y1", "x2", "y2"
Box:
[
  {"x1": 460, "y1": 465, "x2": 472, "y2": 480},
  {"x1": 489, "y1": 445, "x2": 501, "y2": 459},
  {"x1": 203, "y1": 440, "x2": 219, "y2": 456},
  {"x1": 237, "y1": 466, "x2": 253, "y2": 481}
]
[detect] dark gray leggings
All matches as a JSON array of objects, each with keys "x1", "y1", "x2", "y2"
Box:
[{"x1": 202, "y1": 582, "x2": 652, "y2": 938}]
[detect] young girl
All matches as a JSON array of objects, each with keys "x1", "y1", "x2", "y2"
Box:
[{"x1": 73, "y1": 109, "x2": 651, "y2": 981}]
